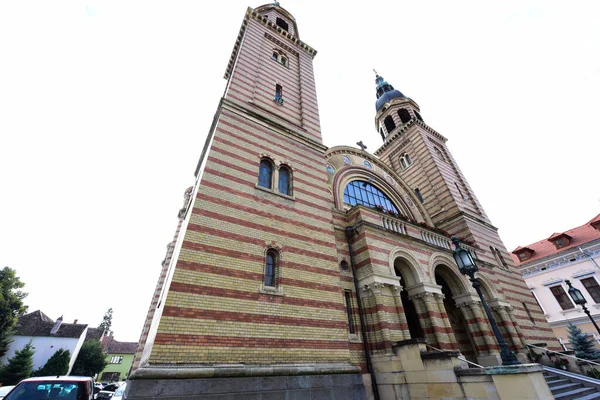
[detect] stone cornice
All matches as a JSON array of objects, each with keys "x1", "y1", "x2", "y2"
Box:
[
  {"x1": 520, "y1": 244, "x2": 600, "y2": 278},
  {"x1": 222, "y1": 98, "x2": 328, "y2": 153},
  {"x1": 224, "y1": 7, "x2": 317, "y2": 80},
  {"x1": 374, "y1": 119, "x2": 447, "y2": 157}
]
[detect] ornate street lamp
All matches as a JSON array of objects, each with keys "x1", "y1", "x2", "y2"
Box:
[
  {"x1": 565, "y1": 279, "x2": 600, "y2": 335},
  {"x1": 451, "y1": 237, "x2": 521, "y2": 365}
]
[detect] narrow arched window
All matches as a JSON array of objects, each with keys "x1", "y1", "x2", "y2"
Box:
[
  {"x1": 276, "y1": 17, "x2": 289, "y2": 31},
  {"x1": 414, "y1": 110, "x2": 423, "y2": 121},
  {"x1": 280, "y1": 56, "x2": 287, "y2": 66},
  {"x1": 414, "y1": 188, "x2": 424, "y2": 204},
  {"x1": 264, "y1": 249, "x2": 278, "y2": 287},
  {"x1": 278, "y1": 165, "x2": 291, "y2": 195},
  {"x1": 379, "y1": 127, "x2": 385, "y2": 140},
  {"x1": 399, "y1": 153, "x2": 413, "y2": 170},
  {"x1": 405, "y1": 154, "x2": 412, "y2": 165},
  {"x1": 272, "y1": 52, "x2": 278, "y2": 61},
  {"x1": 258, "y1": 159, "x2": 273, "y2": 189},
  {"x1": 384, "y1": 115, "x2": 396, "y2": 133},
  {"x1": 398, "y1": 108, "x2": 411, "y2": 124},
  {"x1": 400, "y1": 158, "x2": 407, "y2": 169}
]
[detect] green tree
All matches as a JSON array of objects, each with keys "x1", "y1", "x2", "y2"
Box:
[
  {"x1": 567, "y1": 323, "x2": 600, "y2": 360},
  {"x1": 0, "y1": 267, "x2": 28, "y2": 358},
  {"x1": 98, "y1": 308, "x2": 113, "y2": 335},
  {"x1": 0, "y1": 341, "x2": 35, "y2": 385},
  {"x1": 32, "y1": 348, "x2": 71, "y2": 377},
  {"x1": 71, "y1": 340, "x2": 107, "y2": 377}
]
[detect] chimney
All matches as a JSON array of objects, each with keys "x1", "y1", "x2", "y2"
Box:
[
  {"x1": 73, "y1": 319, "x2": 78, "y2": 324},
  {"x1": 50, "y1": 315, "x2": 63, "y2": 335}
]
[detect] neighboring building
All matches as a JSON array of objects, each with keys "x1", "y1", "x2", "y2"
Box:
[
  {"x1": 516, "y1": 214, "x2": 600, "y2": 350},
  {"x1": 1, "y1": 311, "x2": 88, "y2": 375},
  {"x1": 97, "y1": 334, "x2": 137, "y2": 382},
  {"x1": 128, "y1": 3, "x2": 559, "y2": 398}
]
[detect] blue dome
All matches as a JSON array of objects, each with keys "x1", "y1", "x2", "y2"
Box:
[
  {"x1": 374, "y1": 74, "x2": 405, "y2": 111},
  {"x1": 376, "y1": 89, "x2": 405, "y2": 111}
]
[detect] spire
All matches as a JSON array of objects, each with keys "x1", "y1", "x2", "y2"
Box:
[{"x1": 374, "y1": 72, "x2": 405, "y2": 111}]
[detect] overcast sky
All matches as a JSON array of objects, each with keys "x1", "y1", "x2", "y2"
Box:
[{"x1": 1, "y1": 1, "x2": 599, "y2": 342}]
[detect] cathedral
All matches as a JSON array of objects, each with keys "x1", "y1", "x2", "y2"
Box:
[{"x1": 127, "y1": 3, "x2": 559, "y2": 399}]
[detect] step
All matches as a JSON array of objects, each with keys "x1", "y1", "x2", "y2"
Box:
[
  {"x1": 546, "y1": 374, "x2": 562, "y2": 381},
  {"x1": 574, "y1": 391, "x2": 600, "y2": 400},
  {"x1": 554, "y1": 387, "x2": 598, "y2": 400},
  {"x1": 549, "y1": 379, "x2": 576, "y2": 387},
  {"x1": 552, "y1": 383, "x2": 585, "y2": 395}
]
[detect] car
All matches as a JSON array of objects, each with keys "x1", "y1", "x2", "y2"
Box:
[
  {"x1": 0, "y1": 386, "x2": 15, "y2": 399},
  {"x1": 95, "y1": 382, "x2": 126, "y2": 400},
  {"x1": 2, "y1": 376, "x2": 94, "y2": 399}
]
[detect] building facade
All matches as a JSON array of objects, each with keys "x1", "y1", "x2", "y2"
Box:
[
  {"x1": 128, "y1": 3, "x2": 558, "y2": 399},
  {"x1": 1, "y1": 311, "x2": 88, "y2": 375},
  {"x1": 98, "y1": 334, "x2": 137, "y2": 382},
  {"x1": 515, "y1": 214, "x2": 600, "y2": 350}
]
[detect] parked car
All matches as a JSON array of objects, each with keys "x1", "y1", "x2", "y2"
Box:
[
  {"x1": 95, "y1": 382, "x2": 126, "y2": 400},
  {"x1": 2, "y1": 376, "x2": 94, "y2": 400},
  {"x1": 0, "y1": 386, "x2": 15, "y2": 399}
]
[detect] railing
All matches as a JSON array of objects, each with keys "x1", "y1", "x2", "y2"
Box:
[
  {"x1": 381, "y1": 216, "x2": 407, "y2": 235},
  {"x1": 420, "y1": 231, "x2": 452, "y2": 250},
  {"x1": 425, "y1": 344, "x2": 484, "y2": 368},
  {"x1": 527, "y1": 343, "x2": 600, "y2": 367}
]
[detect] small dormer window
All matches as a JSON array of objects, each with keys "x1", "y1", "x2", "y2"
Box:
[
  {"x1": 513, "y1": 246, "x2": 534, "y2": 262},
  {"x1": 548, "y1": 233, "x2": 571, "y2": 250},
  {"x1": 276, "y1": 17, "x2": 289, "y2": 31}
]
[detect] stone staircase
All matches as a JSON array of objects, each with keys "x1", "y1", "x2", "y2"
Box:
[{"x1": 544, "y1": 366, "x2": 600, "y2": 399}]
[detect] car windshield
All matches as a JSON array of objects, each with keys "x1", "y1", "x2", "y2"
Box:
[{"x1": 4, "y1": 381, "x2": 87, "y2": 400}]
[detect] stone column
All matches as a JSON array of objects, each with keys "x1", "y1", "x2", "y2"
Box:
[
  {"x1": 410, "y1": 294, "x2": 439, "y2": 347},
  {"x1": 505, "y1": 306, "x2": 529, "y2": 348},
  {"x1": 433, "y1": 293, "x2": 459, "y2": 350},
  {"x1": 391, "y1": 285, "x2": 409, "y2": 341},
  {"x1": 370, "y1": 283, "x2": 393, "y2": 352},
  {"x1": 413, "y1": 292, "x2": 445, "y2": 349}
]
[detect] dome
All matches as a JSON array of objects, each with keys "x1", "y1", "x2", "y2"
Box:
[
  {"x1": 376, "y1": 89, "x2": 405, "y2": 111},
  {"x1": 374, "y1": 74, "x2": 405, "y2": 111}
]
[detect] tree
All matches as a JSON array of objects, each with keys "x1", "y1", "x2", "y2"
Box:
[
  {"x1": 0, "y1": 341, "x2": 35, "y2": 385},
  {"x1": 32, "y1": 348, "x2": 70, "y2": 377},
  {"x1": 567, "y1": 323, "x2": 600, "y2": 360},
  {"x1": 0, "y1": 267, "x2": 28, "y2": 358},
  {"x1": 98, "y1": 308, "x2": 113, "y2": 335},
  {"x1": 70, "y1": 340, "x2": 107, "y2": 377}
]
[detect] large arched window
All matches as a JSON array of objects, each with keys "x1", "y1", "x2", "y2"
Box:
[
  {"x1": 264, "y1": 248, "x2": 279, "y2": 287},
  {"x1": 258, "y1": 159, "x2": 273, "y2": 189},
  {"x1": 278, "y1": 165, "x2": 291, "y2": 195},
  {"x1": 343, "y1": 180, "x2": 399, "y2": 213},
  {"x1": 384, "y1": 115, "x2": 396, "y2": 133}
]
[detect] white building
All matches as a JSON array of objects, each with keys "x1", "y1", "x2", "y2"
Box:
[
  {"x1": 515, "y1": 214, "x2": 600, "y2": 349},
  {"x1": 1, "y1": 310, "x2": 89, "y2": 374}
]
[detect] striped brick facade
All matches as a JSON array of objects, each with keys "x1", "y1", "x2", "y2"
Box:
[{"x1": 129, "y1": 3, "x2": 558, "y2": 399}]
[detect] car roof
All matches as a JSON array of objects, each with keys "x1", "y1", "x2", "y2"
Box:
[{"x1": 19, "y1": 376, "x2": 93, "y2": 382}]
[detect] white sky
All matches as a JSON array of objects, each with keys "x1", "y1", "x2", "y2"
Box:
[{"x1": 1, "y1": 1, "x2": 599, "y2": 342}]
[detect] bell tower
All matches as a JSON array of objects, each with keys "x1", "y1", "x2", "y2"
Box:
[
  {"x1": 373, "y1": 74, "x2": 500, "y2": 262},
  {"x1": 128, "y1": 3, "x2": 364, "y2": 399}
]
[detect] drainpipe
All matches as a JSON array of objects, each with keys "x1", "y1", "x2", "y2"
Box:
[
  {"x1": 579, "y1": 246, "x2": 600, "y2": 272},
  {"x1": 345, "y1": 226, "x2": 380, "y2": 400}
]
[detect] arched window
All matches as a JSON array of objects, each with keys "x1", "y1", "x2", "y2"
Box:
[
  {"x1": 343, "y1": 180, "x2": 399, "y2": 214},
  {"x1": 414, "y1": 188, "x2": 424, "y2": 204},
  {"x1": 264, "y1": 249, "x2": 278, "y2": 287},
  {"x1": 399, "y1": 153, "x2": 413, "y2": 170},
  {"x1": 379, "y1": 127, "x2": 385, "y2": 140},
  {"x1": 258, "y1": 159, "x2": 273, "y2": 189},
  {"x1": 414, "y1": 110, "x2": 423, "y2": 122},
  {"x1": 278, "y1": 165, "x2": 291, "y2": 195},
  {"x1": 398, "y1": 108, "x2": 411, "y2": 124},
  {"x1": 384, "y1": 115, "x2": 396, "y2": 133}
]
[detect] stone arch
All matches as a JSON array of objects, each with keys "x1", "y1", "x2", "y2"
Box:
[
  {"x1": 389, "y1": 248, "x2": 424, "y2": 287},
  {"x1": 475, "y1": 275, "x2": 502, "y2": 301},
  {"x1": 432, "y1": 263, "x2": 470, "y2": 296}
]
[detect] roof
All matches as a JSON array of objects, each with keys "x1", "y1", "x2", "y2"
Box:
[
  {"x1": 512, "y1": 214, "x2": 600, "y2": 265},
  {"x1": 14, "y1": 310, "x2": 88, "y2": 339},
  {"x1": 85, "y1": 327, "x2": 105, "y2": 342},
  {"x1": 103, "y1": 336, "x2": 138, "y2": 354}
]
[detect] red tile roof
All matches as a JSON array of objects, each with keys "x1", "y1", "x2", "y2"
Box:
[{"x1": 512, "y1": 214, "x2": 600, "y2": 265}]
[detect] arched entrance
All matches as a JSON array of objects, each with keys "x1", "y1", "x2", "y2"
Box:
[
  {"x1": 435, "y1": 265, "x2": 478, "y2": 364},
  {"x1": 394, "y1": 258, "x2": 423, "y2": 340}
]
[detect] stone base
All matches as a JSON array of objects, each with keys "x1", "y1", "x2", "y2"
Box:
[{"x1": 127, "y1": 367, "x2": 365, "y2": 399}]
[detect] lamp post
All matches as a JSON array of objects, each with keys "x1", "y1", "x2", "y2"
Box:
[
  {"x1": 565, "y1": 279, "x2": 600, "y2": 335},
  {"x1": 451, "y1": 237, "x2": 521, "y2": 365}
]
